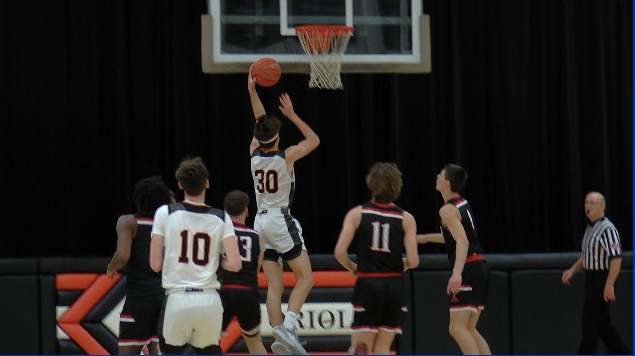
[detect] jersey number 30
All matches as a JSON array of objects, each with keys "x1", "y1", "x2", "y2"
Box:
[
  {"x1": 178, "y1": 231, "x2": 210, "y2": 266},
  {"x1": 254, "y1": 169, "x2": 279, "y2": 193}
]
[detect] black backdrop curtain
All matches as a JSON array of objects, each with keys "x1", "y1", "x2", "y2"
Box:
[{"x1": 0, "y1": 0, "x2": 631, "y2": 257}]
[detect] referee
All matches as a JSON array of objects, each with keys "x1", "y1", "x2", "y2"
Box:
[{"x1": 562, "y1": 191, "x2": 631, "y2": 355}]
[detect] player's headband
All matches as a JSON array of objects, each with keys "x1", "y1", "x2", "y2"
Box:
[{"x1": 259, "y1": 134, "x2": 279, "y2": 144}]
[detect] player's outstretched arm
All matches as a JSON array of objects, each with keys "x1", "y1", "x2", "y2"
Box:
[
  {"x1": 402, "y1": 212, "x2": 420, "y2": 270},
  {"x1": 334, "y1": 206, "x2": 362, "y2": 278},
  {"x1": 416, "y1": 233, "x2": 444, "y2": 244},
  {"x1": 107, "y1": 214, "x2": 136, "y2": 278},
  {"x1": 248, "y1": 73, "x2": 265, "y2": 154},
  {"x1": 279, "y1": 93, "x2": 320, "y2": 164}
]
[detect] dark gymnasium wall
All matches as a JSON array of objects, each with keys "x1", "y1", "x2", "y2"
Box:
[
  {"x1": 0, "y1": 253, "x2": 632, "y2": 355},
  {"x1": 0, "y1": 0, "x2": 632, "y2": 258}
]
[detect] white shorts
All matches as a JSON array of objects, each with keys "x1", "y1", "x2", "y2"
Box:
[
  {"x1": 254, "y1": 208, "x2": 306, "y2": 261},
  {"x1": 161, "y1": 290, "x2": 223, "y2": 348}
]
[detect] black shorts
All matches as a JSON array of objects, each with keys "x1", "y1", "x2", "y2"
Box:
[
  {"x1": 450, "y1": 258, "x2": 490, "y2": 313},
  {"x1": 351, "y1": 274, "x2": 406, "y2": 334},
  {"x1": 263, "y1": 244, "x2": 303, "y2": 263},
  {"x1": 119, "y1": 289, "x2": 165, "y2": 346},
  {"x1": 220, "y1": 286, "x2": 261, "y2": 336}
]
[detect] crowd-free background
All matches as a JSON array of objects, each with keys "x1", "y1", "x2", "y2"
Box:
[{"x1": 1, "y1": 0, "x2": 632, "y2": 258}]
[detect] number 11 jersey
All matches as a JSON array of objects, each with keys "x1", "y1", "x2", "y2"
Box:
[
  {"x1": 356, "y1": 201, "x2": 406, "y2": 274},
  {"x1": 251, "y1": 148, "x2": 294, "y2": 210}
]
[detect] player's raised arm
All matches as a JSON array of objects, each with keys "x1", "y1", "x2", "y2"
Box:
[
  {"x1": 248, "y1": 72, "x2": 265, "y2": 155},
  {"x1": 279, "y1": 93, "x2": 320, "y2": 164}
]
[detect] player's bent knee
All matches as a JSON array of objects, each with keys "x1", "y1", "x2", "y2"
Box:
[
  {"x1": 299, "y1": 272, "x2": 314, "y2": 287},
  {"x1": 449, "y1": 324, "x2": 462, "y2": 337}
]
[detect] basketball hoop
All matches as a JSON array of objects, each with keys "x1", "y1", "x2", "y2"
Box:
[{"x1": 296, "y1": 25, "x2": 354, "y2": 90}]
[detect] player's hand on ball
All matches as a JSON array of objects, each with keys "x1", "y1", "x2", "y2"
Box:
[
  {"x1": 278, "y1": 93, "x2": 295, "y2": 117},
  {"x1": 247, "y1": 70, "x2": 257, "y2": 91}
]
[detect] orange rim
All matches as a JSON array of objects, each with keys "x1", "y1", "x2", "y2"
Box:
[{"x1": 295, "y1": 25, "x2": 354, "y2": 36}]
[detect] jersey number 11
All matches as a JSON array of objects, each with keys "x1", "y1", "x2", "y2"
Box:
[{"x1": 370, "y1": 222, "x2": 391, "y2": 252}]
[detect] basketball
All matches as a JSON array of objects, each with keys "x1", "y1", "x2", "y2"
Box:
[{"x1": 250, "y1": 58, "x2": 281, "y2": 87}]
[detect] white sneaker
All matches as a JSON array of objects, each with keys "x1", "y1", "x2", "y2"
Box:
[
  {"x1": 273, "y1": 325, "x2": 307, "y2": 355},
  {"x1": 271, "y1": 341, "x2": 292, "y2": 355}
]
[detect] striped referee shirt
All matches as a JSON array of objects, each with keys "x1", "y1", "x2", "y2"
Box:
[{"x1": 581, "y1": 216, "x2": 622, "y2": 271}]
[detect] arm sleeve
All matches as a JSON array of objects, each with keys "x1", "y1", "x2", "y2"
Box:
[
  {"x1": 599, "y1": 227, "x2": 622, "y2": 258},
  {"x1": 151, "y1": 205, "x2": 168, "y2": 237}
]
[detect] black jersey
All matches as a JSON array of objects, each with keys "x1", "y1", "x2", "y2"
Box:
[
  {"x1": 219, "y1": 221, "x2": 260, "y2": 288},
  {"x1": 126, "y1": 216, "x2": 162, "y2": 293},
  {"x1": 441, "y1": 196, "x2": 483, "y2": 265},
  {"x1": 355, "y1": 201, "x2": 406, "y2": 274}
]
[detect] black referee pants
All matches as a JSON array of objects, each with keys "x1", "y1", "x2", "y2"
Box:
[{"x1": 577, "y1": 270, "x2": 631, "y2": 355}]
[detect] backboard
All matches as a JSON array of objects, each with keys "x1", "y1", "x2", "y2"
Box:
[{"x1": 202, "y1": 0, "x2": 431, "y2": 73}]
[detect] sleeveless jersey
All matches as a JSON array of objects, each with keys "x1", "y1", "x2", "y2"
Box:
[
  {"x1": 440, "y1": 195, "x2": 483, "y2": 265},
  {"x1": 152, "y1": 201, "x2": 236, "y2": 290},
  {"x1": 251, "y1": 148, "x2": 295, "y2": 209},
  {"x1": 355, "y1": 201, "x2": 406, "y2": 274},
  {"x1": 219, "y1": 221, "x2": 260, "y2": 288},
  {"x1": 125, "y1": 215, "x2": 162, "y2": 292}
]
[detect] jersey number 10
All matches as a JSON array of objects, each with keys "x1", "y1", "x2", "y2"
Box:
[{"x1": 178, "y1": 230, "x2": 211, "y2": 266}]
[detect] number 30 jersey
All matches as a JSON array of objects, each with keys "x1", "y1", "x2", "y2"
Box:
[
  {"x1": 152, "y1": 201, "x2": 236, "y2": 291},
  {"x1": 251, "y1": 148, "x2": 294, "y2": 210},
  {"x1": 355, "y1": 201, "x2": 406, "y2": 274}
]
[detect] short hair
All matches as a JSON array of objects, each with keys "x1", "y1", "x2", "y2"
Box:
[
  {"x1": 586, "y1": 191, "x2": 606, "y2": 205},
  {"x1": 175, "y1": 156, "x2": 209, "y2": 196},
  {"x1": 254, "y1": 115, "x2": 282, "y2": 149},
  {"x1": 366, "y1": 162, "x2": 403, "y2": 204},
  {"x1": 223, "y1": 190, "x2": 250, "y2": 216},
  {"x1": 443, "y1": 163, "x2": 468, "y2": 192},
  {"x1": 132, "y1": 176, "x2": 172, "y2": 216}
]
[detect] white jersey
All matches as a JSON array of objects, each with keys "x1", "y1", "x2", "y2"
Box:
[
  {"x1": 251, "y1": 148, "x2": 295, "y2": 209},
  {"x1": 152, "y1": 201, "x2": 236, "y2": 291}
]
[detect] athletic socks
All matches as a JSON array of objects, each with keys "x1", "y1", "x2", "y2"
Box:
[{"x1": 283, "y1": 310, "x2": 299, "y2": 330}]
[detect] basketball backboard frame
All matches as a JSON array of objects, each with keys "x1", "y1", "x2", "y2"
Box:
[{"x1": 202, "y1": 0, "x2": 431, "y2": 73}]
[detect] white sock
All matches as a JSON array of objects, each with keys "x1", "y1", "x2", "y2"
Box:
[{"x1": 283, "y1": 310, "x2": 298, "y2": 330}]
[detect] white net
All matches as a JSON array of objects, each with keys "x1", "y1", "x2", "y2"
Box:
[{"x1": 296, "y1": 26, "x2": 353, "y2": 90}]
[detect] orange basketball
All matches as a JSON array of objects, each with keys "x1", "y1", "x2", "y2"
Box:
[{"x1": 250, "y1": 58, "x2": 281, "y2": 87}]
